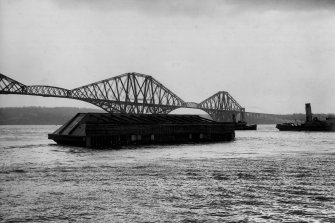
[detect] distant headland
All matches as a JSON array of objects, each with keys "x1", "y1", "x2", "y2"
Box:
[
  {"x1": 0, "y1": 107, "x2": 333, "y2": 125},
  {"x1": 0, "y1": 107, "x2": 102, "y2": 125}
]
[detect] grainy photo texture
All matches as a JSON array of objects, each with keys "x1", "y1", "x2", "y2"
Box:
[{"x1": 0, "y1": 0, "x2": 334, "y2": 222}]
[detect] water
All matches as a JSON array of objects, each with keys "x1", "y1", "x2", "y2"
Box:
[{"x1": 1, "y1": 125, "x2": 334, "y2": 222}]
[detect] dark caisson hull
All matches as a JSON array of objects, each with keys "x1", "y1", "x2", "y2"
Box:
[{"x1": 48, "y1": 113, "x2": 236, "y2": 148}]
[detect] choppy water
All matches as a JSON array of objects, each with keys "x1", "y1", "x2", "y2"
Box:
[{"x1": 0, "y1": 125, "x2": 335, "y2": 222}]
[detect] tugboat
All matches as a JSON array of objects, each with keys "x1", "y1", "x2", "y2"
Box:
[
  {"x1": 235, "y1": 121, "x2": 257, "y2": 130},
  {"x1": 276, "y1": 103, "x2": 335, "y2": 132},
  {"x1": 232, "y1": 114, "x2": 257, "y2": 130}
]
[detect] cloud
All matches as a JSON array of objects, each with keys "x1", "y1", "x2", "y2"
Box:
[
  {"x1": 54, "y1": 0, "x2": 218, "y2": 16},
  {"x1": 53, "y1": 0, "x2": 335, "y2": 16},
  {"x1": 226, "y1": 0, "x2": 335, "y2": 12}
]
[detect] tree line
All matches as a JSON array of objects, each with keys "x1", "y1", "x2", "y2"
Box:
[
  {"x1": 0, "y1": 107, "x2": 333, "y2": 125},
  {"x1": 0, "y1": 107, "x2": 102, "y2": 125}
]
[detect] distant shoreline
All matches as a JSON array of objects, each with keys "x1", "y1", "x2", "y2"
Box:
[
  {"x1": 0, "y1": 107, "x2": 102, "y2": 125},
  {"x1": 0, "y1": 106, "x2": 333, "y2": 125}
]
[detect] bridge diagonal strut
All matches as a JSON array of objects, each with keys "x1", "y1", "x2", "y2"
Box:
[{"x1": 0, "y1": 73, "x2": 27, "y2": 93}]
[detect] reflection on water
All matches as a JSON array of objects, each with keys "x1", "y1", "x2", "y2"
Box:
[{"x1": 1, "y1": 125, "x2": 335, "y2": 222}]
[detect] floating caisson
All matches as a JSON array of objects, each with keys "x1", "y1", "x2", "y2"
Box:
[{"x1": 48, "y1": 113, "x2": 235, "y2": 148}]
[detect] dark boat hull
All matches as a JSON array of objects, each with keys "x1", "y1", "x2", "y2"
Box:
[
  {"x1": 276, "y1": 121, "x2": 335, "y2": 132},
  {"x1": 276, "y1": 123, "x2": 304, "y2": 131},
  {"x1": 235, "y1": 124, "x2": 257, "y2": 130}
]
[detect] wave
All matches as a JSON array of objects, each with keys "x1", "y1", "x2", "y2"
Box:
[{"x1": 2, "y1": 143, "x2": 53, "y2": 150}]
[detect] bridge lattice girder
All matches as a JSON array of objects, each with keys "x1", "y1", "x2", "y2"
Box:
[
  {"x1": 0, "y1": 74, "x2": 26, "y2": 93},
  {"x1": 70, "y1": 73, "x2": 184, "y2": 113},
  {"x1": 198, "y1": 91, "x2": 244, "y2": 121},
  {"x1": 27, "y1": 85, "x2": 70, "y2": 97},
  {"x1": 1, "y1": 72, "x2": 254, "y2": 121},
  {"x1": 0, "y1": 73, "x2": 185, "y2": 114}
]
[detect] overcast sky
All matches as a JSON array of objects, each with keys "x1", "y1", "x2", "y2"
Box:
[{"x1": 1, "y1": 0, "x2": 334, "y2": 114}]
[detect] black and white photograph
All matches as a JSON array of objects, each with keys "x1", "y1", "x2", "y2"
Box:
[{"x1": 1, "y1": 0, "x2": 334, "y2": 222}]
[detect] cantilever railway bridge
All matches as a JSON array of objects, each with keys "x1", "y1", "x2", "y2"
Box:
[{"x1": 0, "y1": 72, "x2": 292, "y2": 123}]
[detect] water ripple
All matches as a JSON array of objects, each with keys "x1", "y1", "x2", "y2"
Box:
[{"x1": 1, "y1": 125, "x2": 335, "y2": 222}]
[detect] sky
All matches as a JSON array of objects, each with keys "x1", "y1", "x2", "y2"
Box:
[{"x1": 0, "y1": 0, "x2": 334, "y2": 114}]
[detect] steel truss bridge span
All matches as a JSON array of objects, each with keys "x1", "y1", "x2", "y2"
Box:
[{"x1": 1, "y1": 72, "x2": 245, "y2": 122}]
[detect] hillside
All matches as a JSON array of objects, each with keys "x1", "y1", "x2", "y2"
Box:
[
  {"x1": 0, "y1": 107, "x2": 333, "y2": 125},
  {"x1": 0, "y1": 107, "x2": 103, "y2": 125}
]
